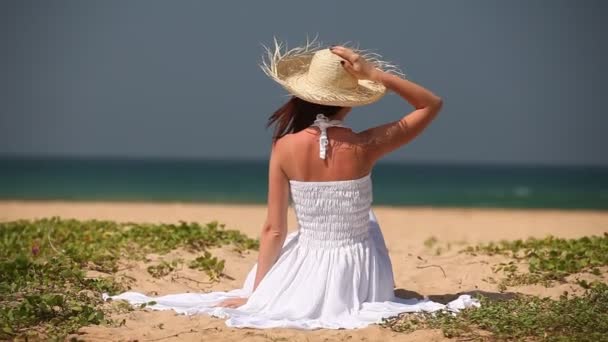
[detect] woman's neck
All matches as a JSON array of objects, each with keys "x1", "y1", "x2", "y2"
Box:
[{"x1": 332, "y1": 111, "x2": 349, "y2": 121}]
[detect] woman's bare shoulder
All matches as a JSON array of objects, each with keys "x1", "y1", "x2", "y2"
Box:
[
  {"x1": 276, "y1": 129, "x2": 318, "y2": 145},
  {"x1": 270, "y1": 132, "x2": 299, "y2": 156}
]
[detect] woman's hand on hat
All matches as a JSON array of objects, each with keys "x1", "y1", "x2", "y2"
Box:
[{"x1": 330, "y1": 46, "x2": 383, "y2": 82}]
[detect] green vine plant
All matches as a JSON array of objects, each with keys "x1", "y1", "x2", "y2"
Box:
[
  {"x1": 404, "y1": 233, "x2": 608, "y2": 340},
  {"x1": 381, "y1": 281, "x2": 608, "y2": 341},
  {"x1": 462, "y1": 234, "x2": 608, "y2": 290},
  {"x1": 0, "y1": 218, "x2": 259, "y2": 340}
]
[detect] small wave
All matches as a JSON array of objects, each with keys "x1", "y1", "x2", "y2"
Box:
[{"x1": 513, "y1": 186, "x2": 531, "y2": 197}]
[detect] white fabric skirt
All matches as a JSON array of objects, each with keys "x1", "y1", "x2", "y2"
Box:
[{"x1": 104, "y1": 210, "x2": 478, "y2": 330}]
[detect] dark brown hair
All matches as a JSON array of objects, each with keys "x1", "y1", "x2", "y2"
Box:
[{"x1": 266, "y1": 96, "x2": 343, "y2": 141}]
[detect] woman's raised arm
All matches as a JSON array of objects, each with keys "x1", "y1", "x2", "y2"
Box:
[
  {"x1": 330, "y1": 46, "x2": 443, "y2": 163},
  {"x1": 360, "y1": 72, "x2": 442, "y2": 162}
]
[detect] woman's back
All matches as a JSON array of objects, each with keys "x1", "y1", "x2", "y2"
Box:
[
  {"x1": 278, "y1": 116, "x2": 377, "y2": 250},
  {"x1": 276, "y1": 125, "x2": 372, "y2": 182}
]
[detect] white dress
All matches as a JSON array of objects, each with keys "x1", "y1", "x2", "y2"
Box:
[{"x1": 104, "y1": 115, "x2": 479, "y2": 330}]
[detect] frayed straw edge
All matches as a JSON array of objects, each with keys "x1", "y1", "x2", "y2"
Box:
[
  {"x1": 260, "y1": 35, "x2": 323, "y2": 84},
  {"x1": 260, "y1": 36, "x2": 405, "y2": 84}
]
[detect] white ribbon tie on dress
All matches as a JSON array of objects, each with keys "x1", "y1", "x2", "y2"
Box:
[{"x1": 311, "y1": 114, "x2": 346, "y2": 159}]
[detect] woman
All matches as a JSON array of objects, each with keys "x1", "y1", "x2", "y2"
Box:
[{"x1": 105, "y1": 42, "x2": 478, "y2": 329}]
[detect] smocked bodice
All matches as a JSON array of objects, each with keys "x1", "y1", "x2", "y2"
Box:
[{"x1": 289, "y1": 174, "x2": 372, "y2": 248}]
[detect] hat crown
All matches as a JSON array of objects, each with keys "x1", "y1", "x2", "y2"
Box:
[{"x1": 305, "y1": 49, "x2": 358, "y2": 90}]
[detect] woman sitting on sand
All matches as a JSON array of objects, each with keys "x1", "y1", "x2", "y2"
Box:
[{"x1": 106, "y1": 40, "x2": 479, "y2": 329}]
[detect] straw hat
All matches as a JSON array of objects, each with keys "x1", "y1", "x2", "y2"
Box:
[{"x1": 261, "y1": 38, "x2": 403, "y2": 107}]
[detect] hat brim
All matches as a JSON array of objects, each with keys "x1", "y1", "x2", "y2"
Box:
[{"x1": 277, "y1": 74, "x2": 387, "y2": 107}]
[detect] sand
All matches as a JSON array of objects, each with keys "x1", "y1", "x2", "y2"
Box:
[{"x1": 1, "y1": 201, "x2": 607, "y2": 341}]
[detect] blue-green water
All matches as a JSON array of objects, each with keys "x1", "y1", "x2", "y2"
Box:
[{"x1": 1, "y1": 158, "x2": 607, "y2": 210}]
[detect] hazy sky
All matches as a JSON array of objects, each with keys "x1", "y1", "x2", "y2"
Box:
[{"x1": 1, "y1": 0, "x2": 606, "y2": 165}]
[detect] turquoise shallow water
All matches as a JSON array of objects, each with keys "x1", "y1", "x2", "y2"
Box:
[{"x1": 0, "y1": 158, "x2": 607, "y2": 209}]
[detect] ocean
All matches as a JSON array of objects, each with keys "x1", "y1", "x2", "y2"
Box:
[{"x1": 0, "y1": 158, "x2": 607, "y2": 210}]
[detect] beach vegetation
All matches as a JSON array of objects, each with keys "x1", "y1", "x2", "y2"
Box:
[
  {"x1": 382, "y1": 281, "x2": 608, "y2": 341},
  {"x1": 188, "y1": 251, "x2": 226, "y2": 281},
  {"x1": 0, "y1": 218, "x2": 258, "y2": 340},
  {"x1": 406, "y1": 233, "x2": 608, "y2": 340},
  {"x1": 462, "y1": 234, "x2": 608, "y2": 290},
  {"x1": 2, "y1": 217, "x2": 607, "y2": 341},
  {"x1": 147, "y1": 259, "x2": 183, "y2": 278}
]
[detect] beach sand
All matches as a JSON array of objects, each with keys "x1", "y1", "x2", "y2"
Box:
[{"x1": 1, "y1": 201, "x2": 607, "y2": 341}]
